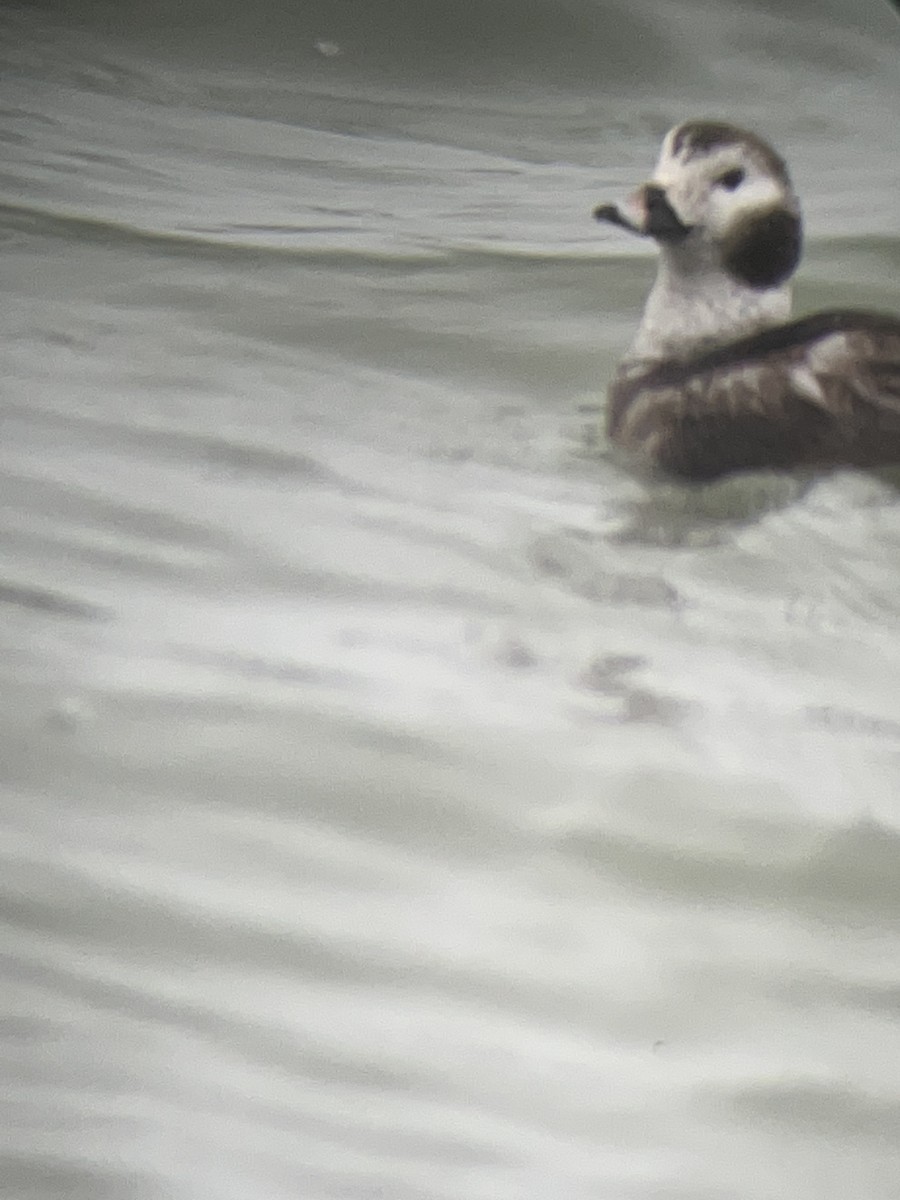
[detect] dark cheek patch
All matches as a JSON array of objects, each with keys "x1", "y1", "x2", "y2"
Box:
[{"x1": 721, "y1": 208, "x2": 802, "y2": 290}]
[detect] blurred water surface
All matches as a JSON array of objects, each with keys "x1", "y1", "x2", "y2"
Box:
[{"x1": 1, "y1": 1, "x2": 900, "y2": 1197}]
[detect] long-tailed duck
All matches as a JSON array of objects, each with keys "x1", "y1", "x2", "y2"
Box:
[{"x1": 594, "y1": 120, "x2": 900, "y2": 481}]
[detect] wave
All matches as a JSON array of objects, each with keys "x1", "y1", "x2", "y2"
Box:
[{"x1": 24, "y1": 0, "x2": 899, "y2": 88}]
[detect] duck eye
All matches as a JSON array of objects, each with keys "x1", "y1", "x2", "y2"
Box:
[{"x1": 717, "y1": 168, "x2": 745, "y2": 191}]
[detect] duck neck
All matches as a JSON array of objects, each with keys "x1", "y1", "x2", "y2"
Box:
[{"x1": 628, "y1": 250, "x2": 793, "y2": 362}]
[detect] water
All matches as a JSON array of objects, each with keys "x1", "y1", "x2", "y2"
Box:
[{"x1": 2, "y1": 1, "x2": 900, "y2": 1197}]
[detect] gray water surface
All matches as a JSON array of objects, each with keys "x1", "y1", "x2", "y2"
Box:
[{"x1": 2, "y1": 2, "x2": 900, "y2": 1197}]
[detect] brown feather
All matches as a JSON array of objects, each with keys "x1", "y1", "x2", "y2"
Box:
[{"x1": 607, "y1": 311, "x2": 900, "y2": 481}]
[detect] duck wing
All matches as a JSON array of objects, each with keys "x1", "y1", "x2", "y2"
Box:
[{"x1": 608, "y1": 310, "x2": 900, "y2": 481}]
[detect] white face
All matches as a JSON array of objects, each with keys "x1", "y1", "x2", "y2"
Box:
[
  {"x1": 595, "y1": 121, "x2": 804, "y2": 292},
  {"x1": 651, "y1": 126, "x2": 796, "y2": 243}
]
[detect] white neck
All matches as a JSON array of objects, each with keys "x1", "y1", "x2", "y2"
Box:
[{"x1": 628, "y1": 249, "x2": 793, "y2": 362}]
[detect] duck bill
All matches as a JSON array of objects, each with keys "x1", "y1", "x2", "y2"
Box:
[
  {"x1": 593, "y1": 201, "x2": 641, "y2": 233},
  {"x1": 593, "y1": 186, "x2": 648, "y2": 236},
  {"x1": 594, "y1": 183, "x2": 691, "y2": 243}
]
